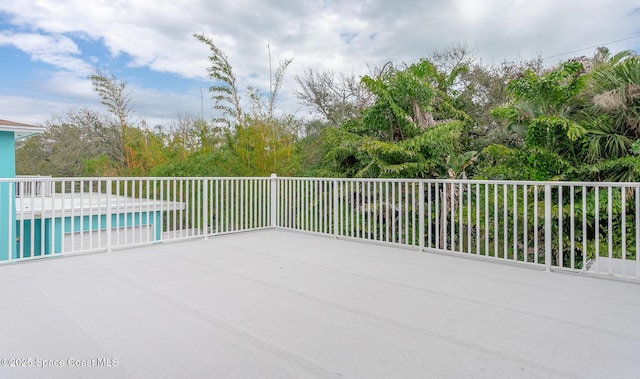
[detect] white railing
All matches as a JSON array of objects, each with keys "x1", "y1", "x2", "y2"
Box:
[
  {"x1": 0, "y1": 177, "x2": 271, "y2": 263},
  {"x1": 1, "y1": 176, "x2": 639, "y2": 282},
  {"x1": 276, "y1": 178, "x2": 640, "y2": 281},
  {"x1": 15, "y1": 175, "x2": 53, "y2": 197}
]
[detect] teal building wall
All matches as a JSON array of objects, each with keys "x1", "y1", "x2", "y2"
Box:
[{"x1": 0, "y1": 131, "x2": 16, "y2": 261}]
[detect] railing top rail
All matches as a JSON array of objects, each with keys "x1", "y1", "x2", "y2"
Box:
[
  {"x1": 278, "y1": 177, "x2": 640, "y2": 187},
  {"x1": 0, "y1": 176, "x2": 273, "y2": 183},
  {"x1": 1, "y1": 176, "x2": 640, "y2": 187}
]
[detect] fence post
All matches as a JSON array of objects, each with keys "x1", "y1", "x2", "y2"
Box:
[
  {"x1": 270, "y1": 174, "x2": 278, "y2": 228},
  {"x1": 203, "y1": 179, "x2": 209, "y2": 240},
  {"x1": 544, "y1": 184, "x2": 552, "y2": 272},
  {"x1": 106, "y1": 179, "x2": 113, "y2": 253},
  {"x1": 419, "y1": 181, "x2": 425, "y2": 251},
  {"x1": 333, "y1": 179, "x2": 339, "y2": 238}
]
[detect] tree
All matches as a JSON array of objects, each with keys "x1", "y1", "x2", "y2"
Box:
[
  {"x1": 294, "y1": 69, "x2": 372, "y2": 127},
  {"x1": 166, "y1": 113, "x2": 221, "y2": 154},
  {"x1": 227, "y1": 117, "x2": 301, "y2": 176},
  {"x1": 321, "y1": 59, "x2": 474, "y2": 178},
  {"x1": 579, "y1": 49, "x2": 640, "y2": 181},
  {"x1": 486, "y1": 48, "x2": 640, "y2": 182},
  {"x1": 88, "y1": 71, "x2": 132, "y2": 170},
  {"x1": 194, "y1": 33, "x2": 243, "y2": 127},
  {"x1": 194, "y1": 33, "x2": 301, "y2": 176},
  {"x1": 493, "y1": 61, "x2": 588, "y2": 150},
  {"x1": 485, "y1": 61, "x2": 589, "y2": 180},
  {"x1": 16, "y1": 109, "x2": 124, "y2": 177},
  {"x1": 457, "y1": 57, "x2": 544, "y2": 151}
]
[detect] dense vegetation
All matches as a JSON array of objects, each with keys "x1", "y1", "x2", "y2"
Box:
[
  {"x1": 15, "y1": 41, "x2": 640, "y2": 267},
  {"x1": 16, "y1": 41, "x2": 640, "y2": 183}
]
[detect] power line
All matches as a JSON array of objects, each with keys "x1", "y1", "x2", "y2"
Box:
[{"x1": 542, "y1": 34, "x2": 640, "y2": 60}]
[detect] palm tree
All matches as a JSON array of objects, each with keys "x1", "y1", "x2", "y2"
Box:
[
  {"x1": 491, "y1": 61, "x2": 588, "y2": 164},
  {"x1": 579, "y1": 49, "x2": 640, "y2": 181}
]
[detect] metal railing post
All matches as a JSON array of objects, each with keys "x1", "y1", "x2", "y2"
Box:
[
  {"x1": 106, "y1": 178, "x2": 113, "y2": 253},
  {"x1": 333, "y1": 179, "x2": 339, "y2": 238},
  {"x1": 544, "y1": 184, "x2": 552, "y2": 272},
  {"x1": 203, "y1": 178, "x2": 209, "y2": 239},
  {"x1": 270, "y1": 174, "x2": 278, "y2": 228},
  {"x1": 419, "y1": 181, "x2": 425, "y2": 251}
]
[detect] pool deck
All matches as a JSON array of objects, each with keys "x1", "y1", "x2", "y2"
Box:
[{"x1": 1, "y1": 229, "x2": 639, "y2": 378}]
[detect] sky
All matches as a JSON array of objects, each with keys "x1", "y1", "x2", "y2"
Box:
[{"x1": 0, "y1": 0, "x2": 639, "y2": 128}]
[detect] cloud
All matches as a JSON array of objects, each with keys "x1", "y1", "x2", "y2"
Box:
[
  {"x1": 0, "y1": 76, "x2": 210, "y2": 129},
  {"x1": 0, "y1": 0, "x2": 639, "y2": 124},
  {"x1": 0, "y1": 31, "x2": 90, "y2": 71},
  {"x1": 0, "y1": 94, "x2": 76, "y2": 125},
  {"x1": 128, "y1": 85, "x2": 209, "y2": 123},
  {"x1": 30, "y1": 71, "x2": 97, "y2": 101},
  {"x1": 3, "y1": 1, "x2": 640, "y2": 70}
]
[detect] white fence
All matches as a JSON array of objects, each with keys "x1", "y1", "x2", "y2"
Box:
[
  {"x1": 0, "y1": 177, "x2": 271, "y2": 263},
  {"x1": 15, "y1": 175, "x2": 53, "y2": 197},
  {"x1": 276, "y1": 178, "x2": 640, "y2": 281},
  {"x1": 1, "y1": 176, "x2": 639, "y2": 281}
]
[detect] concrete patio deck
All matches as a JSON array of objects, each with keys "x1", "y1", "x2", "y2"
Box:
[{"x1": 1, "y1": 229, "x2": 639, "y2": 378}]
